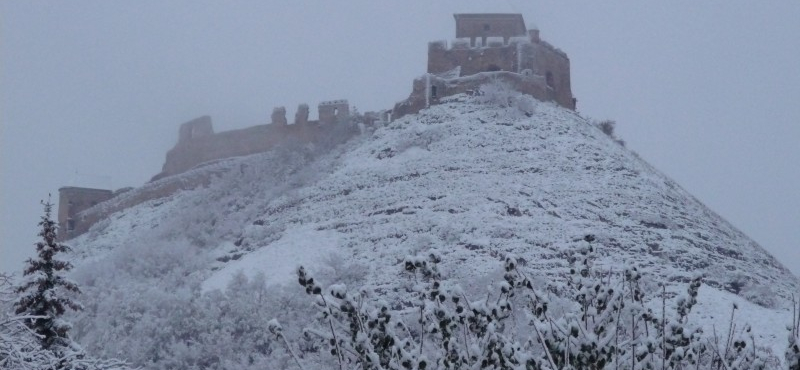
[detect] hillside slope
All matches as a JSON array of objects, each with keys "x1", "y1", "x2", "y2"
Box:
[
  {"x1": 71, "y1": 92, "x2": 797, "y2": 301},
  {"x1": 66, "y1": 91, "x2": 800, "y2": 368}
]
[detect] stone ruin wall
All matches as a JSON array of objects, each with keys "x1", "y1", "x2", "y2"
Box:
[
  {"x1": 392, "y1": 71, "x2": 553, "y2": 119},
  {"x1": 151, "y1": 100, "x2": 351, "y2": 181},
  {"x1": 58, "y1": 100, "x2": 363, "y2": 239},
  {"x1": 57, "y1": 187, "x2": 115, "y2": 240},
  {"x1": 58, "y1": 164, "x2": 227, "y2": 239}
]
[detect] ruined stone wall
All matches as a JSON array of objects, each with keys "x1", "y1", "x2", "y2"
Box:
[
  {"x1": 519, "y1": 37, "x2": 574, "y2": 109},
  {"x1": 178, "y1": 116, "x2": 214, "y2": 143},
  {"x1": 152, "y1": 100, "x2": 351, "y2": 181},
  {"x1": 57, "y1": 187, "x2": 114, "y2": 239},
  {"x1": 428, "y1": 40, "x2": 519, "y2": 76},
  {"x1": 65, "y1": 166, "x2": 226, "y2": 238},
  {"x1": 62, "y1": 99, "x2": 359, "y2": 239},
  {"x1": 318, "y1": 100, "x2": 350, "y2": 124},
  {"x1": 158, "y1": 124, "x2": 273, "y2": 178},
  {"x1": 393, "y1": 71, "x2": 552, "y2": 120}
]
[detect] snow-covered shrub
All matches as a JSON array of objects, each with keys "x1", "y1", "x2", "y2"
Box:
[
  {"x1": 318, "y1": 252, "x2": 369, "y2": 288},
  {"x1": 288, "y1": 238, "x2": 780, "y2": 370},
  {"x1": 741, "y1": 283, "x2": 779, "y2": 309},
  {"x1": 476, "y1": 80, "x2": 518, "y2": 108},
  {"x1": 476, "y1": 80, "x2": 537, "y2": 117},
  {"x1": 288, "y1": 254, "x2": 532, "y2": 370},
  {"x1": 71, "y1": 234, "x2": 320, "y2": 369},
  {"x1": 592, "y1": 119, "x2": 625, "y2": 147}
]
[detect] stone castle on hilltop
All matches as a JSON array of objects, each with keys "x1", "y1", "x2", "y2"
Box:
[{"x1": 57, "y1": 13, "x2": 575, "y2": 239}]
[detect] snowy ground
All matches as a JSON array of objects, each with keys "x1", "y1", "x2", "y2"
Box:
[
  {"x1": 689, "y1": 285, "x2": 794, "y2": 364},
  {"x1": 201, "y1": 226, "x2": 339, "y2": 292},
  {"x1": 65, "y1": 92, "x2": 799, "y2": 368}
]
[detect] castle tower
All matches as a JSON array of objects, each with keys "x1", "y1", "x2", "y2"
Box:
[
  {"x1": 271, "y1": 106, "x2": 287, "y2": 126},
  {"x1": 177, "y1": 115, "x2": 214, "y2": 144},
  {"x1": 318, "y1": 100, "x2": 349, "y2": 124},
  {"x1": 425, "y1": 13, "x2": 574, "y2": 110},
  {"x1": 294, "y1": 104, "x2": 310, "y2": 125},
  {"x1": 57, "y1": 186, "x2": 113, "y2": 239}
]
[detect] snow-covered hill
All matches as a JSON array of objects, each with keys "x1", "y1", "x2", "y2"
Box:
[{"x1": 66, "y1": 91, "x2": 799, "y2": 368}]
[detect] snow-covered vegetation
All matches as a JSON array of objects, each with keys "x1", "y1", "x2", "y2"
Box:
[
  {"x1": 287, "y1": 243, "x2": 788, "y2": 369},
  {"x1": 33, "y1": 87, "x2": 799, "y2": 369}
]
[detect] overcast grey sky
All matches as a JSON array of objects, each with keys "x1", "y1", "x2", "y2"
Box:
[{"x1": 2, "y1": 1, "x2": 799, "y2": 275}]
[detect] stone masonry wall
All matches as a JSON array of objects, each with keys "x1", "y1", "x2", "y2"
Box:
[
  {"x1": 392, "y1": 71, "x2": 553, "y2": 119},
  {"x1": 453, "y1": 13, "x2": 527, "y2": 46},
  {"x1": 58, "y1": 187, "x2": 114, "y2": 240},
  {"x1": 152, "y1": 100, "x2": 351, "y2": 181}
]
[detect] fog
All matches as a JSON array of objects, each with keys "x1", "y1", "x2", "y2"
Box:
[{"x1": 2, "y1": 1, "x2": 799, "y2": 275}]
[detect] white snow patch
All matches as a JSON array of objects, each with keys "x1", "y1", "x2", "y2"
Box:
[
  {"x1": 201, "y1": 225, "x2": 339, "y2": 292},
  {"x1": 689, "y1": 285, "x2": 793, "y2": 364}
]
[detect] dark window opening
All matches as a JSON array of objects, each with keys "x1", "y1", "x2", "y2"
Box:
[
  {"x1": 67, "y1": 219, "x2": 75, "y2": 231},
  {"x1": 431, "y1": 85, "x2": 438, "y2": 98},
  {"x1": 546, "y1": 71, "x2": 555, "y2": 89},
  {"x1": 487, "y1": 64, "x2": 501, "y2": 72},
  {"x1": 483, "y1": 24, "x2": 490, "y2": 31}
]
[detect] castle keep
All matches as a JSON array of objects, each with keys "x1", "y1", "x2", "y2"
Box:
[
  {"x1": 394, "y1": 13, "x2": 574, "y2": 118},
  {"x1": 57, "y1": 13, "x2": 574, "y2": 238}
]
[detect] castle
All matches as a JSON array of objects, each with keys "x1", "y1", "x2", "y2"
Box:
[{"x1": 57, "y1": 13, "x2": 574, "y2": 239}]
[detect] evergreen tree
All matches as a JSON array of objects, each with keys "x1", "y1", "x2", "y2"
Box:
[{"x1": 14, "y1": 198, "x2": 82, "y2": 352}]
